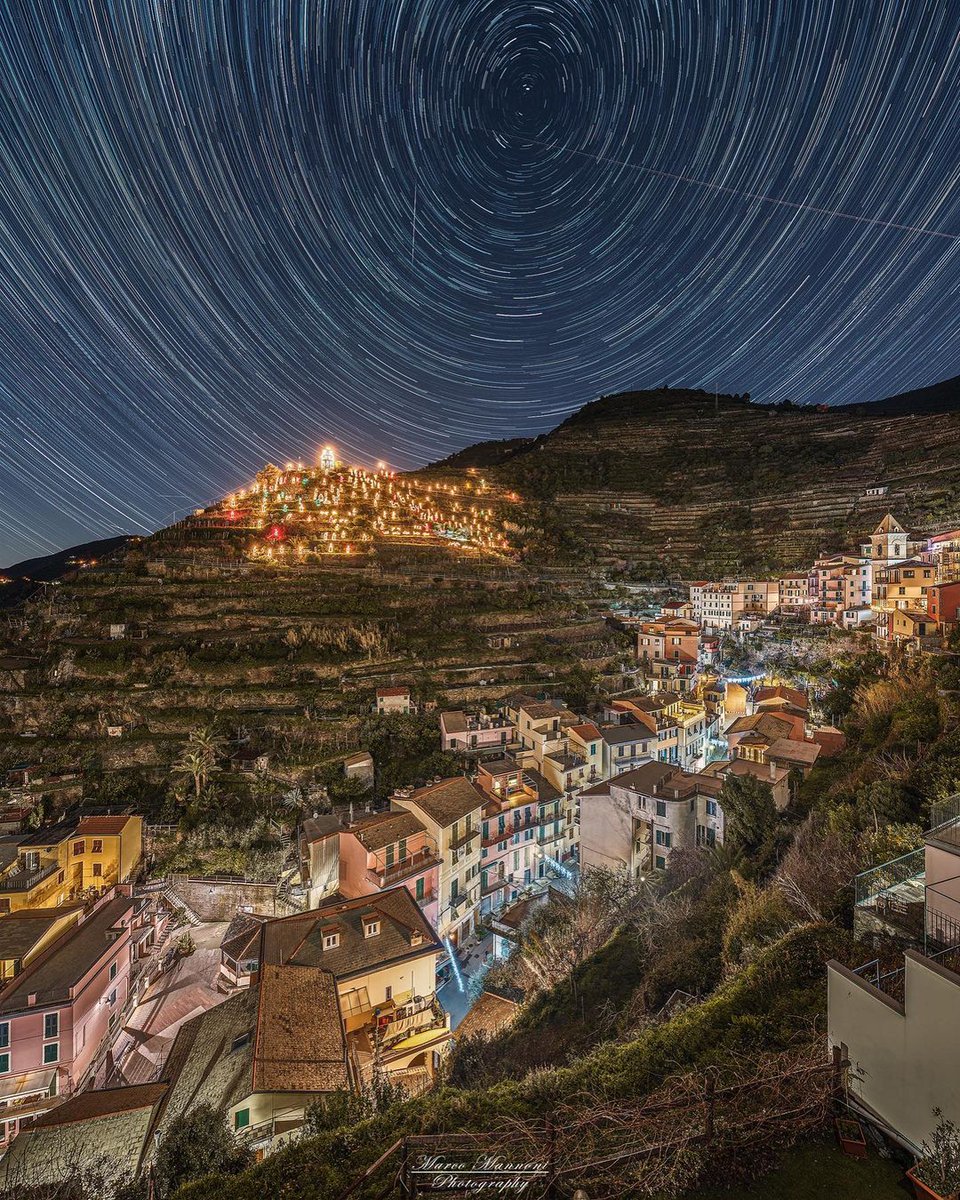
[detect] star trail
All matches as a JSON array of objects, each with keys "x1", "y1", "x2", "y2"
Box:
[{"x1": 0, "y1": 1, "x2": 959, "y2": 563}]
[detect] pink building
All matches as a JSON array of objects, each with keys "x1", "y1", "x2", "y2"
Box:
[
  {"x1": 0, "y1": 891, "x2": 161, "y2": 1151},
  {"x1": 475, "y1": 759, "x2": 563, "y2": 916},
  {"x1": 336, "y1": 811, "x2": 441, "y2": 931},
  {"x1": 439, "y1": 710, "x2": 518, "y2": 754}
]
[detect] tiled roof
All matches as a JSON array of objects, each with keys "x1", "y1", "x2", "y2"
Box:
[
  {"x1": 439, "y1": 710, "x2": 467, "y2": 734},
  {"x1": 147, "y1": 989, "x2": 259, "y2": 1149},
  {"x1": 349, "y1": 810, "x2": 426, "y2": 852},
  {"x1": 253, "y1": 965, "x2": 349, "y2": 1094},
  {"x1": 766, "y1": 738, "x2": 821, "y2": 767},
  {"x1": 261, "y1": 887, "x2": 441, "y2": 982},
  {"x1": 220, "y1": 911, "x2": 267, "y2": 961},
  {"x1": 600, "y1": 723, "x2": 653, "y2": 746},
  {"x1": 455, "y1": 990, "x2": 520, "y2": 1040},
  {"x1": 34, "y1": 1082, "x2": 167, "y2": 1128},
  {"x1": 377, "y1": 686, "x2": 411, "y2": 697},
  {"x1": 397, "y1": 776, "x2": 485, "y2": 827},
  {"x1": 75, "y1": 814, "x2": 138, "y2": 836},
  {"x1": 0, "y1": 896, "x2": 135, "y2": 1015},
  {"x1": 753, "y1": 684, "x2": 808, "y2": 710},
  {"x1": 726, "y1": 713, "x2": 793, "y2": 741},
  {"x1": 568, "y1": 722, "x2": 602, "y2": 741},
  {"x1": 0, "y1": 909, "x2": 79, "y2": 961},
  {"x1": 0, "y1": 1085, "x2": 166, "y2": 1189}
]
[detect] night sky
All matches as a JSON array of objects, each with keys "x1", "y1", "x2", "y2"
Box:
[{"x1": 1, "y1": 3, "x2": 959, "y2": 564}]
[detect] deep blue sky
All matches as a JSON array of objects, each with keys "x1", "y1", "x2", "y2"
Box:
[{"x1": 1, "y1": 1, "x2": 959, "y2": 563}]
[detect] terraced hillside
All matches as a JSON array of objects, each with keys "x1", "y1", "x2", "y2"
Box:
[
  {"x1": 429, "y1": 381, "x2": 960, "y2": 575},
  {"x1": 0, "y1": 525, "x2": 623, "y2": 831}
]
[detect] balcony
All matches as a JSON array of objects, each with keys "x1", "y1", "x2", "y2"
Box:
[
  {"x1": 537, "y1": 826, "x2": 565, "y2": 848},
  {"x1": 0, "y1": 860, "x2": 59, "y2": 893},
  {"x1": 368, "y1": 842, "x2": 440, "y2": 888},
  {"x1": 482, "y1": 874, "x2": 509, "y2": 897},
  {"x1": 448, "y1": 825, "x2": 480, "y2": 852}
]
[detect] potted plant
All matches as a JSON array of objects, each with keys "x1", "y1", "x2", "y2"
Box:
[
  {"x1": 835, "y1": 1116, "x2": 868, "y2": 1158},
  {"x1": 908, "y1": 1110, "x2": 960, "y2": 1200}
]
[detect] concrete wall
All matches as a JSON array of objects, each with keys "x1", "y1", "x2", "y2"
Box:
[
  {"x1": 828, "y1": 952, "x2": 960, "y2": 1151},
  {"x1": 169, "y1": 876, "x2": 281, "y2": 921}
]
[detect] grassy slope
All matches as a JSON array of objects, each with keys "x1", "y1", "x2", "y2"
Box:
[{"x1": 176, "y1": 923, "x2": 854, "y2": 1199}]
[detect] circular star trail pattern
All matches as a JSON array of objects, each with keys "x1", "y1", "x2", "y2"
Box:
[{"x1": 0, "y1": 1, "x2": 959, "y2": 561}]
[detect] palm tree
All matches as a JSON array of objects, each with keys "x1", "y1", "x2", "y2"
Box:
[{"x1": 172, "y1": 726, "x2": 225, "y2": 799}]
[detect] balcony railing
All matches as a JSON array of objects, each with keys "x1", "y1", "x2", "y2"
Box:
[
  {"x1": 538, "y1": 826, "x2": 565, "y2": 847},
  {"x1": 0, "y1": 861, "x2": 59, "y2": 892},
  {"x1": 448, "y1": 825, "x2": 480, "y2": 852},
  {"x1": 369, "y1": 845, "x2": 440, "y2": 888},
  {"x1": 854, "y1": 848, "x2": 924, "y2": 907}
]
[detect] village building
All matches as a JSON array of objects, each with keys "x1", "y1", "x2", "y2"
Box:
[
  {"x1": 391, "y1": 777, "x2": 485, "y2": 952},
  {"x1": 0, "y1": 891, "x2": 165, "y2": 1152},
  {"x1": 439, "y1": 710, "x2": 518, "y2": 754},
  {"x1": 375, "y1": 686, "x2": 414, "y2": 715},
  {"x1": 579, "y1": 761, "x2": 724, "y2": 878},
  {"x1": 0, "y1": 814, "x2": 143, "y2": 915},
  {"x1": 473, "y1": 759, "x2": 566, "y2": 915}
]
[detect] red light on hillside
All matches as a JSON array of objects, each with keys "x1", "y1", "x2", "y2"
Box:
[
  {"x1": 226, "y1": 509, "x2": 240, "y2": 521},
  {"x1": 266, "y1": 524, "x2": 285, "y2": 542}
]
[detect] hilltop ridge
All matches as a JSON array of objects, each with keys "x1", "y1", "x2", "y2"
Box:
[{"x1": 421, "y1": 378, "x2": 960, "y2": 574}]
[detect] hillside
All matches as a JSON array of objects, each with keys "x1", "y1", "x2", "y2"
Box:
[{"x1": 426, "y1": 380, "x2": 960, "y2": 574}]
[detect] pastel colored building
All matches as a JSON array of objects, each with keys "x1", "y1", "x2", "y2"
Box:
[
  {"x1": 0, "y1": 814, "x2": 143, "y2": 915},
  {"x1": 580, "y1": 761, "x2": 724, "y2": 877},
  {"x1": 474, "y1": 759, "x2": 565, "y2": 915},
  {"x1": 391, "y1": 777, "x2": 485, "y2": 950},
  {"x1": 376, "y1": 686, "x2": 414, "y2": 714},
  {"x1": 0, "y1": 892, "x2": 161, "y2": 1151},
  {"x1": 439, "y1": 710, "x2": 518, "y2": 754}
]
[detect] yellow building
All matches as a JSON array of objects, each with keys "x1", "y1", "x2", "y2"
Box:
[{"x1": 0, "y1": 814, "x2": 142, "y2": 914}]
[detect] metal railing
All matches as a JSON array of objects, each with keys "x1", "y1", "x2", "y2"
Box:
[
  {"x1": 854, "y1": 848, "x2": 924, "y2": 907},
  {"x1": 1, "y1": 861, "x2": 59, "y2": 892}
]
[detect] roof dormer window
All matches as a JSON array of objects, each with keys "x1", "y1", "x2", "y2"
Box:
[
  {"x1": 321, "y1": 924, "x2": 341, "y2": 950},
  {"x1": 362, "y1": 913, "x2": 380, "y2": 938}
]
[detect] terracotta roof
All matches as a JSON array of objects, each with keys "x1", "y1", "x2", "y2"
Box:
[
  {"x1": 726, "y1": 713, "x2": 793, "y2": 742},
  {"x1": 476, "y1": 756, "x2": 520, "y2": 777},
  {"x1": 568, "y1": 722, "x2": 602, "y2": 741},
  {"x1": 455, "y1": 990, "x2": 520, "y2": 1041},
  {"x1": 753, "y1": 684, "x2": 808, "y2": 711},
  {"x1": 34, "y1": 1082, "x2": 168, "y2": 1128},
  {"x1": 766, "y1": 738, "x2": 822, "y2": 767},
  {"x1": 440, "y1": 710, "x2": 468, "y2": 734},
  {"x1": 75, "y1": 814, "x2": 138, "y2": 836},
  {"x1": 261, "y1": 887, "x2": 441, "y2": 982},
  {"x1": 377, "y1": 686, "x2": 411, "y2": 697},
  {"x1": 220, "y1": 911, "x2": 267, "y2": 961},
  {"x1": 397, "y1": 776, "x2": 485, "y2": 827},
  {"x1": 252, "y1": 965, "x2": 349, "y2": 1094},
  {"x1": 0, "y1": 897, "x2": 136, "y2": 1015},
  {"x1": 349, "y1": 810, "x2": 426, "y2": 852}
]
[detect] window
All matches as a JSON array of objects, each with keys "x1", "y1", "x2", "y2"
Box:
[
  {"x1": 234, "y1": 1109, "x2": 250, "y2": 1130},
  {"x1": 231, "y1": 1032, "x2": 252, "y2": 1054},
  {"x1": 73, "y1": 841, "x2": 85, "y2": 856},
  {"x1": 655, "y1": 855, "x2": 667, "y2": 870},
  {"x1": 0, "y1": 1023, "x2": 7, "y2": 1049},
  {"x1": 415, "y1": 877, "x2": 425, "y2": 902},
  {"x1": 0, "y1": 1053, "x2": 8, "y2": 1075},
  {"x1": 109, "y1": 961, "x2": 117, "y2": 981},
  {"x1": 655, "y1": 800, "x2": 666, "y2": 817},
  {"x1": 385, "y1": 845, "x2": 395, "y2": 869},
  {"x1": 398, "y1": 838, "x2": 407, "y2": 862},
  {"x1": 43, "y1": 1043, "x2": 59, "y2": 1065},
  {"x1": 44, "y1": 1012, "x2": 59, "y2": 1040},
  {"x1": 655, "y1": 831, "x2": 672, "y2": 848},
  {"x1": 92, "y1": 840, "x2": 103, "y2": 854},
  {"x1": 706, "y1": 800, "x2": 717, "y2": 816},
  {"x1": 93, "y1": 863, "x2": 102, "y2": 878},
  {"x1": 385, "y1": 985, "x2": 392, "y2": 1002}
]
